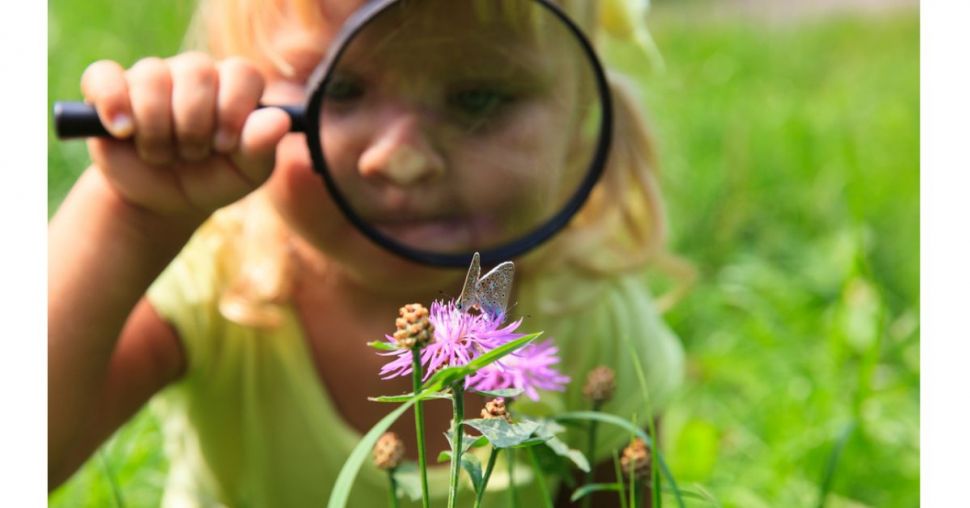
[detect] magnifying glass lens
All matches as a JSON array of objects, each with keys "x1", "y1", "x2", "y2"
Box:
[{"x1": 316, "y1": 0, "x2": 605, "y2": 257}]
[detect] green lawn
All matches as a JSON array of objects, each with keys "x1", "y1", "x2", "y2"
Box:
[{"x1": 48, "y1": 2, "x2": 919, "y2": 506}]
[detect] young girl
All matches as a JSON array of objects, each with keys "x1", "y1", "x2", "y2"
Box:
[{"x1": 48, "y1": 0, "x2": 685, "y2": 506}]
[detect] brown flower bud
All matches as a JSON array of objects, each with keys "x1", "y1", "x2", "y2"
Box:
[
  {"x1": 372, "y1": 431, "x2": 405, "y2": 471},
  {"x1": 620, "y1": 438, "x2": 651, "y2": 480},
  {"x1": 480, "y1": 397, "x2": 511, "y2": 422},
  {"x1": 393, "y1": 303, "x2": 434, "y2": 349},
  {"x1": 583, "y1": 365, "x2": 616, "y2": 404}
]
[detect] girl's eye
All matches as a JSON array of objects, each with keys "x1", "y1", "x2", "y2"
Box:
[
  {"x1": 448, "y1": 88, "x2": 513, "y2": 118},
  {"x1": 324, "y1": 75, "x2": 364, "y2": 103}
]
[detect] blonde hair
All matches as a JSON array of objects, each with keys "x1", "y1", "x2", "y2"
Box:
[{"x1": 185, "y1": 0, "x2": 693, "y2": 327}]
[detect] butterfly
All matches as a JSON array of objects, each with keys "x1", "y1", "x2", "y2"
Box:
[{"x1": 456, "y1": 252, "x2": 515, "y2": 319}]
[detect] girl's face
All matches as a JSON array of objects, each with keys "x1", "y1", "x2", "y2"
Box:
[{"x1": 261, "y1": 0, "x2": 598, "y2": 290}]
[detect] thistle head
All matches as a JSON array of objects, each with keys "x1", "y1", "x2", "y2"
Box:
[
  {"x1": 620, "y1": 438, "x2": 651, "y2": 481},
  {"x1": 392, "y1": 303, "x2": 433, "y2": 349},
  {"x1": 480, "y1": 397, "x2": 511, "y2": 422},
  {"x1": 372, "y1": 431, "x2": 406, "y2": 471},
  {"x1": 583, "y1": 365, "x2": 616, "y2": 405}
]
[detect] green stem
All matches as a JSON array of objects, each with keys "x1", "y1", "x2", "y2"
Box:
[
  {"x1": 612, "y1": 450, "x2": 629, "y2": 508},
  {"x1": 387, "y1": 470, "x2": 400, "y2": 508},
  {"x1": 411, "y1": 348, "x2": 430, "y2": 508},
  {"x1": 628, "y1": 462, "x2": 636, "y2": 508},
  {"x1": 582, "y1": 402, "x2": 603, "y2": 508},
  {"x1": 474, "y1": 447, "x2": 500, "y2": 508},
  {"x1": 508, "y1": 448, "x2": 520, "y2": 508},
  {"x1": 527, "y1": 446, "x2": 554, "y2": 508},
  {"x1": 447, "y1": 382, "x2": 465, "y2": 508}
]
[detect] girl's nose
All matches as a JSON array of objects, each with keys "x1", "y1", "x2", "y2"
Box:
[{"x1": 358, "y1": 115, "x2": 445, "y2": 186}]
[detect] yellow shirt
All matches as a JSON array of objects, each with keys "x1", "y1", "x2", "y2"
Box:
[{"x1": 147, "y1": 232, "x2": 684, "y2": 507}]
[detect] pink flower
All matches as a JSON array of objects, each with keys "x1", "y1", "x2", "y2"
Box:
[
  {"x1": 466, "y1": 339, "x2": 570, "y2": 401},
  {"x1": 379, "y1": 300, "x2": 524, "y2": 381}
]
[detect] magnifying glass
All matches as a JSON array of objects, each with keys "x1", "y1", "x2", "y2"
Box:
[{"x1": 53, "y1": 0, "x2": 612, "y2": 268}]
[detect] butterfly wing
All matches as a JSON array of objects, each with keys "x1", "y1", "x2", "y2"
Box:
[
  {"x1": 457, "y1": 252, "x2": 482, "y2": 311},
  {"x1": 475, "y1": 261, "x2": 515, "y2": 318}
]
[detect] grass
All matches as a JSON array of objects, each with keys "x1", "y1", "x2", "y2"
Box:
[{"x1": 48, "y1": 2, "x2": 918, "y2": 507}]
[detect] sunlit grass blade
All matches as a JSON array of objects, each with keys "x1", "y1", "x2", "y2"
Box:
[
  {"x1": 815, "y1": 421, "x2": 855, "y2": 508},
  {"x1": 327, "y1": 394, "x2": 426, "y2": 508},
  {"x1": 621, "y1": 332, "x2": 663, "y2": 508}
]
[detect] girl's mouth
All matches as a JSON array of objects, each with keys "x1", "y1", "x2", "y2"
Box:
[{"x1": 372, "y1": 215, "x2": 500, "y2": 252}]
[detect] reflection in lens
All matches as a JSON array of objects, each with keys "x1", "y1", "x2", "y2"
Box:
[{"x1": 318, "y1": 0, "x2": 603, "y2": 255}]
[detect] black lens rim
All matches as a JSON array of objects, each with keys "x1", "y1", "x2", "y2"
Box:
[{"x1": 304, "y1": 0, "x2": 613, "y2": 268}]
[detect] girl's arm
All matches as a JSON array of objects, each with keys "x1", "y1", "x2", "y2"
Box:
[
  {"x1": 48, "y1": 53, "x2": 290, "y2": 487},
  {"x1": 47, "y1": 169, "x2": 196, "y2": 487}
]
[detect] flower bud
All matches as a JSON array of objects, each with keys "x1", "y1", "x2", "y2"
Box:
[
  {"x1": 620, "y1": 438, "x2": 651, "y2": 480},
  {"x1": 583, "y1": 365, "x2": 616, "y2": 404},
  {"x1": 393, "y1": 303, "x2": 434, "y2": 349},
  {"x1": 372, "y1": 431, "x2": 406, "y2": 471},
  {"x1": 480, "y1": 397, "x2": 511, "y2": 422}
]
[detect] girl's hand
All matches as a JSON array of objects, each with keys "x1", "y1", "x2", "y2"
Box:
[{"x1": 80, "y1": 52, "x2": 290, "y2": 219}]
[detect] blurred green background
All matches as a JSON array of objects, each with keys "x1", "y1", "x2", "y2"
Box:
[{"x1": 48, "y1": 0, "x2": 919, "y2": 506}]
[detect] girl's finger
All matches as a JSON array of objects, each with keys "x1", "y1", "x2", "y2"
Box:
[
  {"x1": 231, "y1": 107, "x2": 291, "y2": 185},
  {"x1": 80, "y1": 60, "x2": 133, "y2": 139},
  {"x1": 168, "y1": 52, "x2": 218, "y2": 162},
  {"x1": 126, "y1": 57, "x2": 175, "y2": 165},
  {"x1": 213, "y1": 58, "x2": 265, "y2": 154}
]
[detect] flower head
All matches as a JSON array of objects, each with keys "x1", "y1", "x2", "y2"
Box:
[
  {"x1": 379, "y1": 300, "x2": 524, "y2": 381},
  {"x1": 465, "y1": 339, "x2": 570, "y2": 401},
  {"x1": 620, "y1": 438, "x2": 651, "y2": 480},
  {"x1": 372, "y1": 431, "x2": 405, "y2": 471},
  {"x1": 583, "y1": 365, "x2": 617, "y2": 404}
]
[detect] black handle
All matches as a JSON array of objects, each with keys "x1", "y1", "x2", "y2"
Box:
[{"x1": 52, "y1": 102, "x2": 307, "y2": 139}]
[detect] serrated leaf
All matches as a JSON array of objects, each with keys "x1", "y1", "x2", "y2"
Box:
[
  {"x1": 463, "y1": 418, "x2": 543, "y2": 448},
  {"x1": 510, "y1": 437, "x2": 550, "y2": 448},
  {"x1": 367, "y1": 340, "x2": 398, "y2": 351},
  {"x1": 473, "y1": 388, "x2": 525, "y2": 399},
  {"x1": 570, "y1": 483, "x2": 624, "y2": 502}
]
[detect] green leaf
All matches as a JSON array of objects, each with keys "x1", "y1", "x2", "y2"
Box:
[
  {"x1": 510, "y1": 437, "x2": 551, "y2": 448},
  {"x1": 570, "y1": 483, "x2": 624, "y2": 502},
  {"x1": 469, "y1": 435, "x2": 490, "y2": 448},
  {"x1": 421, "y1": 333, "x2": 540, "y2": 392},
  {"x1": 465, "y1": 333, "x2": 541, "y2": 371},
  {"x1": 366, "y1": 340, "x2": 398, "y2": 351},
  {"x1": 461, "y1": 452, "x2": 484, "y2": 495},
  {"x1": 542, "y1": 435, "x2": 590, "y2": 473},
  {"x1": 368, "y1": 391, "x2": 451, "y2": 403},
  {"x1": 463, "y1": 418, "x2": 543, "y2": 448},
  {"x1": 473, "y1": 388, "x2": 525, "y2": 398},
  {"x1": 327, "y1": 394, "x2": 426, "y2": 508},
  {"x1": 554, "y1": 411, "x2": 685, "y2": 508},
  {"x1": 390, "y1": 462, "x2": 423, "y2": 502}
]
